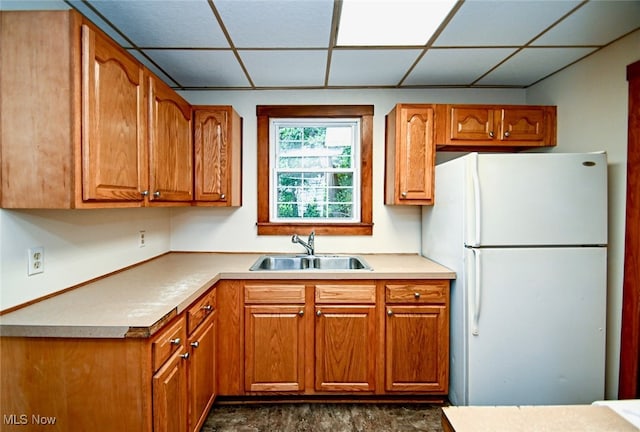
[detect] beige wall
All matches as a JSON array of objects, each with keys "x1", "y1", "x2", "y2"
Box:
[{"x1": 526, "y1": 29, "x2": 640, "y2": 399}]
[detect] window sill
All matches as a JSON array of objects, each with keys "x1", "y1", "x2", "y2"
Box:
[{"x1": 257, "y1": 222, "x2": 373, "y2": 236}]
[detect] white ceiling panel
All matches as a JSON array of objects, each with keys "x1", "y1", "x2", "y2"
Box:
[
  {"x1": 15, "y1": 0, "x2": 635, "y2": 89},
  {"x1": 533, "y1": 0, "x2": 640, "y2": 46},
  {"x1": 329, "y1": 49, "x2": 421, "y2": 86},
  {"x1": 477, "y1": 47, "x2": 597, "y2": 86},
  {"x1": 87, "y1": 0, "x2": 228, "y2": 48},
  {"x1": 434, "y1": 0, "x2": 582, "y2": 46},
  {"x1": 215, "y1": 0, "x2": 334, "y2": 48},
  {"x1": 240, "y1": 50, "x2": 328, "y2": 87},
  {"x1": 142, "y1": 50, "x2": 250, "y2": 87},
  {"x1": 404, "y1": 48, "x2": 518, "y2": 86}
]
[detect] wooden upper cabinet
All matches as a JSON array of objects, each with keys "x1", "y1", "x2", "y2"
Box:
[
  {"x1": 193, "y1": 106, "x2": 242, "y2": 206},
  {"x1": 437, "y1": 104, "x2": 557, "y2": 150},
  {"x1": 148, "y1": 76, "x2": 193, "y2": 203},
  {"x1": 81, "y1": 25, "x2": 147, "y2": 202},
  {"x1": 385, "y1": 104, "x2": 436, "y2": 206}
]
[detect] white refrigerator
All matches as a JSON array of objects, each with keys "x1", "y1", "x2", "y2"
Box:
[{"x1": 421, "y1": 152, "x2": 608, "y2": 406}]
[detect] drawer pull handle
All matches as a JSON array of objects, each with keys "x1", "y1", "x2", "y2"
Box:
[
  {"x1": 414, "y1": 292, "x2": 421, "y2": 299},
  {"x1": 170, "y1": 338, "x2": 181, "y2": 345},
  {"x1": 191, "y1": 341, "x2": 199, "y2": 348},
  {"x1": 202, "y1": 305, "x2": 213, "y2": 312},
  {"x1": 316, "y1": 310, "x2": 322, "y2": 317},
  {"x1": 387, "y1": 309, "x2": 393, "y2": 316},
  {"x1": 489, "y1": 131, "x2": 495, "y2": 138},
  {"x1": 298, "y1": 310, "x2": 304, "y2": 317},
  {"x1": 180, "y1": 352, "x2": 189, "y2": 360},
  {"x1": 504, "y1": 131, "x2": 511, "y2": 138}
]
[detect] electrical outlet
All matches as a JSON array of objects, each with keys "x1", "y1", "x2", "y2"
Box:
[
  {"x1": 28, "y1": 247, "x2": 44, "y2": 276},
  {"x1": 139, "y1": 231, "x2": 146, "y2": 248}
]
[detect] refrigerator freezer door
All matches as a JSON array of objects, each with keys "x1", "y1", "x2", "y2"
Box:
[
  {"x1": 465, "y1": 246, "x2": 607, "y2": 405},
  {"x1": 464, "y1": 152, "x2": 608, "y2": 247}
]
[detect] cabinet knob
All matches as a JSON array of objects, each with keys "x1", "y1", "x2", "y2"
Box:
[
  {"x1": 220, "y1": 194, "x2": 226, "y2": 200},
  {"x1": 202, "y1": 304, "x2": 213, "y2": 312},
  {"x1": 489, "y1": 131, "x2": 495, "y2": 138},
  {"x1": 504, "y1": 131, "x2": 511, "y2": 138},
  {"x1": 191, "y1": 341, "x2": 199, "y2": 348},
  {"x1": 401, "y1": 192, "x2": 407, "y2": 198},
  {"x1": 141, "y1": 190, "x2": 149, "y2": 197},
  {"x1": 170, "y1": 338, "x2": 181, "y2": 345},
  {"x1": 316, "y1": 310, "x2": 322, "y2": 317},
  {"x1": 414, "y1": 292, "x2": 421, "y2": 299},
  {"x1": 387, "y1": 309, "x2": 393, "y2": 316},
  {"x1": 180, "y1": 352, "x2": 190, "y2": 360},
  {"x1": 298, "y1": 310, "x2": 304, "y2": 317},
  {"x1": 153, "y1": 191, "x2": 161, "y2": 198}
]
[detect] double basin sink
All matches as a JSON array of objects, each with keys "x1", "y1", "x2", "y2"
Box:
[{"x1": 250, "y1": 254, "x2": 372, "y2": 271}]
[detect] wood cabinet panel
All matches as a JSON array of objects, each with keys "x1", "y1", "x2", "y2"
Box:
[
  {"x1": 216, "y1": 280, "x2": 244, "y2": 395},
  {"x1": 438, "y1": 104, "x2": 556, "y2": 150},
  {"x1": 315, "y1": 305, "x2": 376, "y2": 392},
  {"x1": 385, "y1": 104, "x2": 436, "y2": 205},
  {"x1": 385, "y1": 305, "x2": 449, "y2": 393},
  {"x1": 385, "y1": 281, "x2": 449, "y2": 304},
  {"x1": 245, "y1": 284, "x2": 306, "y2": 304},
  {"x1": 244, "y1": 304, "x2": 306, "y2": 392},
  {"x1": 188, "y1": 314, "x2": 216, "y2": 432},
  {"x1": 153, "y1": 348, "x2": 188, "y2": 432},
  {"x1": 193, "y1": 106, "x2": 242, "y2": 206},
  {"x1": 148, "y1": 76, "x2": 193, "y2": 203},
  {"x1": 187, "y1": 288, "x2": 216, "y2": 335},
  {"x1": 152, "y1": 316, "x2": 187, "y2": 372},
  {"x1": 315, "y1": 284, "x2": 376, "y2": 304},
  {"x1": 81, "y1": 24, "x2": 147, "y2": 202}
]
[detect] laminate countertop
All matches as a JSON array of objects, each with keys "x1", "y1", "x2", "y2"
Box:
[{"x1": 0, "y1": 252, "x2": 455, "y2": 339}]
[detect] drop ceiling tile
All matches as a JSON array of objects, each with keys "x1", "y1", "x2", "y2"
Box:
[
  {"x1": 434, "y1": 0, "x2": 581, "y2": 46},
  {"x1": 127, "y1": 50, "x2": 179, "y2": 87},
  {"x1": 215, "y1": 0, "x2": 333, "y2": 48},
  {"x1": 329, "y1": 49, "x2": 421, "y2": 86},
  {"x1": 66, "y1": 0, "x2": 131, "y2": 47},
  {"x1": 2, "y1": 0, "x2": 69, "y2": 11},
  {"x1": 404, "y1": 48, "x2": 517, "y2": 86},
  {"x1": 85, "y1": 0, "x2": 228, "y2": 48},
  {"x1": 476, "y1": 47, "x2": 597, "y2": 86},
  {"x1": 142, "y1": 50, "x2": 250, "y2": 87},
  {"x1": 240, "y1": 50, "x2": 327, "y2": 87},
  {"x1": 532, "y1": 1, "x2": 640, "y2": 46}
]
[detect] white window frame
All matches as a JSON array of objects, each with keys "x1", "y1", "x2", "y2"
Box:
[{"x1": 269, "y1": 118, "x2": 361, "y2": 224}]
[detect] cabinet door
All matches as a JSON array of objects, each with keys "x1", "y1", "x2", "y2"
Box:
[
  {"x1": 244, "y1": 304, "x2": 306, "y2": 392},
  {"x1": 81, "y1": 25, "x2": 147, "y2": 202},
  {"x1": 448, "y1": 106, "x2": 495, "y2": 142},
  {"x1": 193, "y1": 107, "x2": 242, "y2": 205},
  {"x1": 397, "y1": 106, "x2": 435, "y2": 203},
  {"x1": 500, "y1": 107, "x2": 546, "y2": 142},
  {"x1": 149, "y1": 76, "x2": 193, "y2": 202},
  {"x1": 188, "y1": 315, "x2": 216, "y2": 432},
  {"x1": 315, "y1": 305, "x2": 376, "y2": 392},
  {"x1": 153, "y1": 348, "x2": 188, "y2": 432},
  {"x1": 385, "y1": 305, "x2": 449, "y2": 393}
]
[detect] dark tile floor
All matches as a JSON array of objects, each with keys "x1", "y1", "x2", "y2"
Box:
[{"x1": 200, "y1": 403, "x2": 445, "y2": 432}]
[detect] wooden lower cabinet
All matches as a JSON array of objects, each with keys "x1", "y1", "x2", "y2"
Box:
[
  {"x1": 188, "y1": 313, "x2": 216, "y2": 432},
  {"x1": 217, "y1": 280, "x2": 450, "y2": 398},
  {"x1": 0, "y1": 287, "x2": 218, "y2": 432},
  {"x1": 153, "y1": 347, "x2": 189, "y2": 432},
  {"x1": 315, "y1": 305, "x2": 376, "y2": 392}
]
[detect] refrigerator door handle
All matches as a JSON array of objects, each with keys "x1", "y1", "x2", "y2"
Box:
[
  {"x1": 470, "y1": 248, "x2": 482, "y2": 336},
  {"x1": 470, "y1": 153, "x2": 481, "y2": 247}
]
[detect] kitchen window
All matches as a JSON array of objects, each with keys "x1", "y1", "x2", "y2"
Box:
[{"x1": 257, "y1": 105, "x2": 373, "y2": 235}]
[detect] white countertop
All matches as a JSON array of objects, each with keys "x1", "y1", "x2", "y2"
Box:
[{"x1": 0, "y1": 252, "x2": 455, "y2": 339}]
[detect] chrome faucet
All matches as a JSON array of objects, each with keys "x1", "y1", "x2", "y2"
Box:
[{"x1": 292, "y1": 231, "x2": 315, "y2": 255}]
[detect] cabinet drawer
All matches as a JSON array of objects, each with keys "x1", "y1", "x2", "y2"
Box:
[
  {"x1": 315, "y1": 284, "x2": 376, "y2": 304},
  {"x1": 187, "y1": 288, "x2": 216, "y2": 334},
  {"x1": 385, "y1": 281, "x2": 449, "y2": 304},
  {"x1": 152, "y1": 316, "x2": 186, "y2": 372},
  {"x1": 244, "y1": 284, "x2": 305, "y2": 304}
]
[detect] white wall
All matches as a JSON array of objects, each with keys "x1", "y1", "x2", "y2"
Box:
[
  {"x1": 526, "y1": 30, "x2": 640, "y2": 399},
  {"x1": 0, "y1": 208, "x2": 171, "y2": 310},
  {"x1": 170, "y1": 88, "x2": 525, "y2": 254}
]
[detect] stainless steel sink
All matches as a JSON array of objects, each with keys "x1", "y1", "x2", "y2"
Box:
[{"x1": 249, "y1": 254, "x2": 372, "y2": 271}]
